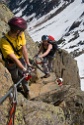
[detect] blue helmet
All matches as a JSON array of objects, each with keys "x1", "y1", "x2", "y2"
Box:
[{"x1": 41, "y1": 35, "x2": 49, "y2": 41}]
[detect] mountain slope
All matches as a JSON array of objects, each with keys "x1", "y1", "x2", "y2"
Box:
[{"x1": 8, "y1": 0, "x2": 62, "y2": 19}]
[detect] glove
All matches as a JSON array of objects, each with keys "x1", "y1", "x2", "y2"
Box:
[
  {"x1": 23, "y1": 68, "x2": 32, "y2": 81},
  {"x1": 23, "y1": 68, "x2": 29, "y2": 77},
  {"x1": 27, "y1": 65, "x2": 35, "y2": 73}
]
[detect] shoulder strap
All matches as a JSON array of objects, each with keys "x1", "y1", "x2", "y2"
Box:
[
  {"x1": 3, "y1": 36, "x2": 20, "y2": 56},
  {"x1": 49, "y1": 40, "x2": 58, "y2": 51},
  {"x1": 48, "y1": 40, "x2": 56, "y2": 44}
]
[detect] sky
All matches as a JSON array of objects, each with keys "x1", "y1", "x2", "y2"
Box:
[{"x1": 15, "y1": 0, "x2": 84, "y2": 91}]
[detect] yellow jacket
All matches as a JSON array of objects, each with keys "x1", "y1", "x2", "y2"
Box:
[{"x1": 0, "y1": 32, "x2": 26, "y2": 59}]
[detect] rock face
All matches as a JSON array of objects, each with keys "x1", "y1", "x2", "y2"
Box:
[
  {"x1": 22, "y1": 101, "x2": 65, "y2": 125},
  {"x1": 0, "y1": 62, "x2": 13, "y2": 125},
  {"x1": 0, "y1": 3, "x2": 13, "y2": 38},
  {"x1": 29, "y1": 82, "x2": 84, "y2": 125},
  {"x1": 53, "y1": 50, "x2": 80, "y2": 88},
  {"x1": 0, "y1": 3, "x2": 84, "y2": 125}
]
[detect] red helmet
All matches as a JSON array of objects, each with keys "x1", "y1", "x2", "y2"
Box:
[{"x1": 8, "y1": 17, "x2": 27, "y2": 30}]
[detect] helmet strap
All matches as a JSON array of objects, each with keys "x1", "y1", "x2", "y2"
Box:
[{"x1": 16, "y1": 30, "x2": 23, "y2": 36}]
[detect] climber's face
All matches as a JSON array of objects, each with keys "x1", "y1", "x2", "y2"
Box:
[{"x1": 42, "y1": 40, "x2": 48, "y2": 45}]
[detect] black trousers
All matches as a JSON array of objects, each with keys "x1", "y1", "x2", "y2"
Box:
[{"x1": 5, "y1": 58, "x2": 29, "y2": 92}]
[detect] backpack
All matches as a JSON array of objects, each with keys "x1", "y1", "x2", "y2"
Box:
[{"x1": 48, "y1": 35, "x2": 58, "y2": 51}]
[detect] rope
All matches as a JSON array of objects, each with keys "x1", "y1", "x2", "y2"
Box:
[
  {"x1": 7, "y1": 102, "x2": 17, "y2": 125},
  {"x1": 0, "y1": 76, "x2": 25, "y2": 104},
  {"x1": 32, "y1": 57, "x2": 46, "y2": 74},
  {"x1": 7, "y1": 84, "x2": 17, "y2": 125}
]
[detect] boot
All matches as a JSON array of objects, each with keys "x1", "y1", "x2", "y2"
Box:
[
  {"x1": 41, "y1": 73, "x2": 50, "y2": 78},
  {"x1": 23, "y1": 90, "x2": 30, "y2": 99}
]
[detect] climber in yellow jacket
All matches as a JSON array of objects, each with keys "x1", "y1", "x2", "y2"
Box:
[{"x1": 0, "y1": 17, "x2": 32, "y2": 98}]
